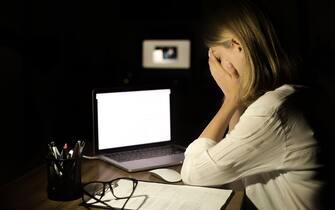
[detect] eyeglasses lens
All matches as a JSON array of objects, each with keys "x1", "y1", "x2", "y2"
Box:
[
  {"x1": 83, "y1": 182, "x2": 105, "y2": 204},
  {"x1": 111, "y1": 179, "x2": 135, "y2": 198}
]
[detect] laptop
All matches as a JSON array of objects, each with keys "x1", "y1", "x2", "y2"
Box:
[{"x1": 92, "y1": 86, "x2": 185, "y2": 172}]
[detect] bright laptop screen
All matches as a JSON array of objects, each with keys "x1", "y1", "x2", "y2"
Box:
[{"x1": 96, "y1": 89, "x2": 171, "y2": 150}]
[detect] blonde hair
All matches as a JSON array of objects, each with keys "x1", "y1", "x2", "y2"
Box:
[{"x1": 204, "y1": 0, "x2": 294, "y2": 104}]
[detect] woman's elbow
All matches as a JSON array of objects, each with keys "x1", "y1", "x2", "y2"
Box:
[
  {"x1": 181, "y1": 169, "x2": 203, "y2": 185},
  {"x1": 181, "y1": 160, "x2": 205, "y2": 185},
  {"x1": 181, "y1": 157, "x2": 237, "y2": 186}
]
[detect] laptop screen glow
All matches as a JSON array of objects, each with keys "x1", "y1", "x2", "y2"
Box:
[{"x1": 96, "y1": 89, "x2": 171, "y2": 150}]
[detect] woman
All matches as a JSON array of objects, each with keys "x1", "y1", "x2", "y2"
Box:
[{"x1": 181, "y1": 0, "x2": 323, "y2": 209}]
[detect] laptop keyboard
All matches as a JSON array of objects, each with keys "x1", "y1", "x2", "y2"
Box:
[{"x1": 105, "y1": 145, "x2": 184, "y2": 162}]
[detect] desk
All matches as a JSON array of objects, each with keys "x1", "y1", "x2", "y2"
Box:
[{"x1": 0, "y1": 159, "x2": 244, "y2": 210}]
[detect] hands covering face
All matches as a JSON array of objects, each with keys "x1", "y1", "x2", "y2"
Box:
[{"x1": 208, "y1": 48, "x2": 241, "y2": 105}]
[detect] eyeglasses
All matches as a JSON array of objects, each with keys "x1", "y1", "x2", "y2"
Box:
[{"x1": 81, "y1": 177, "x2": 138, "y2": 210}]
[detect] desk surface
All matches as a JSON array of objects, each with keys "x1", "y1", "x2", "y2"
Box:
[{"x1": 0, "y1": 159, "x2": 244, "y2": 210}]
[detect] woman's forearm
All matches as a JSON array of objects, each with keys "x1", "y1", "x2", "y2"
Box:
[
  {"x1": 199, "y1": 100, "x2": 238, "y2": 142},
  {"x1": 228, "y1": 106, "x2": 245, "y2": 132}
]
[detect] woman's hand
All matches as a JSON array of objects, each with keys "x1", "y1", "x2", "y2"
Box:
[{"x1": 208, "y1": 48, "x2": 242, "y2": 106}]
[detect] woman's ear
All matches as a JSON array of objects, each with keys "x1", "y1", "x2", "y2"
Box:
[{"x1": 232, "y1": 39, "x2": 243, "y2": 52}]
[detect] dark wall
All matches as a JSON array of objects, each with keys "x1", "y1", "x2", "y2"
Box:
[{"x1": 1, "y1": 0, "x2": 334, "y2": 186}]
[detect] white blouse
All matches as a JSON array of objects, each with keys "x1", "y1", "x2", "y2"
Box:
[{"x1": 181, "y1": 84, "x2": 323, "y2": 210}]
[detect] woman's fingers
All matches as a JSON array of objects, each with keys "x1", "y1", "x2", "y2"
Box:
[
  {"x1": 225, "y1": 61, "x2": 239, "y2": 79},
  {"x1": 207, "y1": 48, "x2": 241, "y2": 105},
  {"x1": 221, "y1": 58, "x2": 239, "y2": 79},
  {"x1": 208, "y1": 49, "x2": 235, "y2": 80},
  {"x1": 208, "y1": 49, "x2": 227, "y2": 76}
]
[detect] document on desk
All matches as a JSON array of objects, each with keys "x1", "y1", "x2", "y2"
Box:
[{"x1": 87, "y1": 180, "x2": 233, "y2": 210}]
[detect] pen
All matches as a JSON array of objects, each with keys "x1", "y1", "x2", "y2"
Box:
[
  {"x1": 54, "y1": 147, "x2": 60, "y2": 159},
  {"x1": 72, "y1": 140, "x2": 81, "y2": 159},
  {"x1": 79, "y1": 141, "x2": 85, "y2": 155},
  {"x1": 62, "y1": 143, "x2": 69, "y2": 159},
  {"x1": 51, "y1": 141, "x2": 61, "y2": 159},
  {"x1": 48, "y1": 143, "x2": 56, "y2": 159},
  {"x1": 53, "y1": 162, "x2": 63, "y2": 176},
  {"x1": 68, "y1": 150, "x2": 74, "y2": 159},
  {"x1": 50, "y1": 141, "x2": 60, "y2": 159}
]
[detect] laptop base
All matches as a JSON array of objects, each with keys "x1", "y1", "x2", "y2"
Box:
[{"x1": 99, "y1": 153, "x2": 184, "y2": 172}]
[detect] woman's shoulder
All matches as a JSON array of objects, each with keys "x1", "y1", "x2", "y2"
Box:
[
  {"x1": 251, "y1": 84, "x2": 295, "y2": 107},
  {"x1": 244, "y1": 84, "x2": 296, "y2": 116}
]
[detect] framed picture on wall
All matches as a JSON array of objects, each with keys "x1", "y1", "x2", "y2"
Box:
[{"x1": 142, "y1": 40, "x2": 191, "y2": 69}]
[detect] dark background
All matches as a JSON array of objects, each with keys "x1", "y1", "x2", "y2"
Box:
[{"x1": 1, "y1": 0, "x2": 334, "y2": 190}]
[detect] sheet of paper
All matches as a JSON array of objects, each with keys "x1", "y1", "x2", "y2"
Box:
[{"x1": 87, "y1": 180, "x2": 233, "y2": 210}]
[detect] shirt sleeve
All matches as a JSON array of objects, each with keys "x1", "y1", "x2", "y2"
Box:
[{"x1": 181, "y1": 105, "x2": 286, "y2": 186}]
